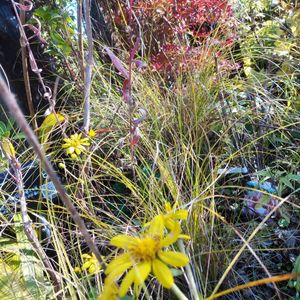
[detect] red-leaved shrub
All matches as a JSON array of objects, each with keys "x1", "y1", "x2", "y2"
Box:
[{"x1": 111, "y1": 0, "x2": 237, "y2": 73}]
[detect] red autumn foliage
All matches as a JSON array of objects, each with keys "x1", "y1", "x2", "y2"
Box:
[{"x1": 111, "y1": 0, "x2": 236, "y2": 73}]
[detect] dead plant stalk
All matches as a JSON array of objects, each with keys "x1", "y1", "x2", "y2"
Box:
[{"x1": 83, "y1": 0, "x2": 94, "y2": 133}]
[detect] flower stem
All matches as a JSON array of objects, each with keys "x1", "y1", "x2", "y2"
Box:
[
  {"x1": 178, "y1": 239, "x2": 201, "y2": 300},
  {"x1": 171, "y1": 284, "x2": 189, "y2": 300}
]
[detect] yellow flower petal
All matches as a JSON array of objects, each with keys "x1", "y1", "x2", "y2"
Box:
[
  {"x1": 88, "y1": 264, "x2": 96, "y2": 274},
  {"x1": 158, "y1": 251, "x2": 189, "y2": 267},
  {"x1": 148, "y1": 215, "x2": 164, "y2": 238},
  {"x1": 111, "y1": 235, "x2": 139, "y2": 249},
  {"x1": 133, "y1": 261, "x2": 151, "y2": 285},
  {"x1": 165, "y1": 202, "x2": 172, "y2": 212},
  {"x1": 119, "y1": 268, "x2": 135, "y2": 297},
  {"x1": 161, "y1": 222, "x2": 181, "y2": 247},
  {"x1": 174, "y1": 209, "x2": 188, "y2": 220},
  {"x1": 105, "y1": 261, "x2": 133, "y2": 285},
  {"x1": 67, "y1": 147, "x2": 75, "y2": 154},
  {"x1": 152, "y1": 259, "x2": 174, "y2": 288},
  {"x1": 71, "y1": 153, "x2": 78, "y2": 160},
  {"x1": 88, "y1": 129, "x2": 96, "y2": 137},
  {"x1": 179, "y1": 234, "x2": 190, "y2": 240},
  {"x1": 164, "y1": 218, "x2": 176, "y2": 230},
  {"x1": 81, "y1": 253, "x2": 92, "y2": 259},
  {"x1": 81, "y1": 260, "x2": 92, "y2": 271},
  {"x1": 63, "y1": 138, "x2": 71, "y2": 144},
  {"x1": 105, "y1": 253, "x2": 132, "y2": 275},
  {"x1": 98, "y1": 281, "x2": 119, "y2": 300},
  {"x1": 75, "y1": 148, "x2": 81, "y2": 155}
]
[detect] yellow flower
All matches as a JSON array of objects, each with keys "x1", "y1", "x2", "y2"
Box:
[
  {"x1": 81, "y1": 253, "x2": 101, "y2": 274},
  {"x1": 145, "y1": 202, "x2": 189, "y2": 240},
  {"x1": 104, "y1": 215, "x2": 189, "y2": 297},
  {"x1": 88, "y1": 129, "x2": 96, "y2": 138},
  {"x1": 62, "y1": 133, "x2": 90, "y2": 160},
  {"x1": 163, "y1": 201, "x2": 188, "y2": 230}
]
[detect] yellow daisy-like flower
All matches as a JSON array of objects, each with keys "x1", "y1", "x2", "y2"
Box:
[
  {"x1": 81, "y1": 253, "x2": 102, "y2": 274},
  {"x1": 145, "y1": 202, "x2": 189, "y2": 240},
  {"x1": 62, "y1": 133, "x2": 90, "y2": 160},
  {"x1": 88, "y1": 129, "x2": 96, "y2": 138},
  {"x1": 104, "y1": 215, "x2": 189, "y2": 297},
  {"x1": 163, "y1": 201, "x2": 188, "y2": 230}
]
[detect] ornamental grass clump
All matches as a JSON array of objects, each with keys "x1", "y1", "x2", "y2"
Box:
[{"x1": 100, "y1": 209, "x2": 190, "y2": 299}]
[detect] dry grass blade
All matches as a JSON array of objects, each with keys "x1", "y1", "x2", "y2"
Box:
[{"x1": 205, "y1": 273, "x2": 300, "y2": 300}]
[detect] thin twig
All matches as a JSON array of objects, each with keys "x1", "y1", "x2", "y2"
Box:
[
  {"x1": 9, "y1": 156, "x2": 61, "y2": 294},
  {"x1": 77, "y1": 0, "x2": 85, "y2": 81},
  {"x1": 83, "y1": 0, "x2": 94, "y2": 133},
  {"x1": 0, "y1": 77, "x2": 105, "y2": 269},
  {"x1": 20, "y1": 0, "x2": 37, "y2": 129},
  {"x1": 11, "y1": 0, "x2": 54, "y2": 111}
]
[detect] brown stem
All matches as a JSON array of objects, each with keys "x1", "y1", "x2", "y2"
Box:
[{"x1": 20, "y1": 0, "x2": 37, "y2": 129}]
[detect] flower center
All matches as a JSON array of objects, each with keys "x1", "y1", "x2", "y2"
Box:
[
  {"x1": 130, "y1": 236, "x2": 161, "y2": 262},
  {"x1": 71, "y1": 139, "x2": 80, "y2": 147}
]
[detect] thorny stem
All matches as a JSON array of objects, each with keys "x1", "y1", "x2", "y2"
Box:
[
  {"x1": 83, "y1": 0, "x2": 94, "y2": 133},
  {"x1": 0, "y1": 78, "x2": 106, "y2": 270}
]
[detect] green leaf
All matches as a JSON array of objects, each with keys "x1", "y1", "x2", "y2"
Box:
[
  {"x1": 279, "y1": 176, "x2": 294, "y2": 190},
  {"x1": 0, "y1": 121, "x2": 7, "y2": 137},
  {"x1": 286, "y1": 174, "x2": 300, "y2": 183},
  {"x1": 290, "y1": 255, "x2": 300, "y2": 291},
  {"x1": 170, "y1": 268, "x2": 184, "y2": 277},
  {"x1": 120, "y1": 296, "x2": 134, "y2": 300},
  {"x1": 255, "y1": 195, "x2": 271, "y2": 208},
  {"x1": 278, "y1": 218, "x2": 289, "y2": 228},
  {"x1": 13, "y1": 132, "x2": 26, "y2": 141}
]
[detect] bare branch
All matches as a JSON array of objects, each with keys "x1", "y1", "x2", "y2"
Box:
[{"x1": 83, "y1": 0, "x2": 94, "y2": 133}]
